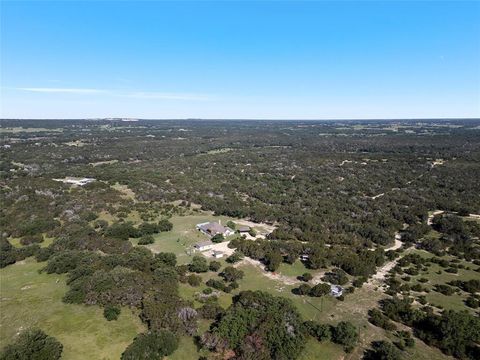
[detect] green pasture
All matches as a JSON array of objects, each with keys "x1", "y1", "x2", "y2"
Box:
[{"x1": 0, "y1": 259, "x2": 144, "y2": 360}]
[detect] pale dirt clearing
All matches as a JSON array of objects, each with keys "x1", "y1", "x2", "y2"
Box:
[
  {"x1": 386, "y1": 233, "x2": 403, "y2": 251},
  {"x1": 366, "y1": 245, "x2": 414, "y2": 288},
  {"x1": 235, "y1": 219, "x2": 277, "y2": 237},
  {"x1": 427, "y1": 210, "x2": 445, "y2": 225},
  {"x1": 202, "y1": 241, "x2": 235, "y2": 258},
  {"x1": 89, "y1": 160, "x2": 118, "y2": 166}
]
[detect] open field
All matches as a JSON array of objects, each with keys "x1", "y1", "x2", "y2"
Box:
[
  {"x1": 0, "y1": 258, "x2": 145, "y2": 360},
  {"x1": 399, "y1": 249, "x2": 480, "y2": 312},
  {"x1": 130, "y1": 214, "x2": 258, "y2": 264}
]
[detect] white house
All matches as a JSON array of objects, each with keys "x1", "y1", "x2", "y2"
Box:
[{"x1": 194, "y1": 240, "x2": 213, "y2": 251}]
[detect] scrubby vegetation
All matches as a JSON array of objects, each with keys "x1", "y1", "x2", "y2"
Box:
[{"x1": 1, "y1": 119, "x2": 479, "y2": 359}]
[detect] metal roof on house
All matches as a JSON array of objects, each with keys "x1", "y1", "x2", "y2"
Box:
[
  {"x1": 198, "y1": 222, "x2": 228, "y2": 234},
  {"x1": 194, "y1": 240, "x2": 213, "y2": 248}
]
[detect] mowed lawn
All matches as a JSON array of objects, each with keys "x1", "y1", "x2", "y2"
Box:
[{"x1": 0, "y1": 258, "x2": 145, "y2": 360}]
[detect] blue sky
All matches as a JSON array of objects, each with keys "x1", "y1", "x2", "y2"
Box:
[{"x1": 1, "y1": 1, "x2": 479, "y2": 119}]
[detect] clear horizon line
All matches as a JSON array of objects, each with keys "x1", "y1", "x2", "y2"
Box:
[{"x1": 1, "y1": 117, "x2": 479, "y2": 122}]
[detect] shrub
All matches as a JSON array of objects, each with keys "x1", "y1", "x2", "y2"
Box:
[
  {"x1": 211, "y1": 234, "x2": 224, "y2": 243},
  {"x1": 209, "y1": 261, "x2": 221, "y2": 272},
  {"x1": 225, "y1": 251, "x2": 243, "y2": 264},
  {"x1": 199, "y1": 301, "x2": 224, "y2": 320},
  {"x1": 104, "y1": 305, "x2": 121, "y2": 321},
  {"x1": 187, "y1": 274, "x2": 202, "y2": 287},
  {"x1": 301, "y1": 272, "x2": 313, "y2": 282},
  {"x1": 364, "y1": 341, "x2": 401, "y2": 360},
  {"x1": 121, "y1": 330, "x2": 178, "y2": 360},
  {"x1": 0, "y1": 328, "x2": 63, "y2": 360},
  {"x1": 138, "y1": 235, "x2": 155, "y2": 245},
  {"x1": 353, "y1": 277, "x2": 367, "y2": 288},
  {"x1": 206, "y1": 279, "x2": 228, "y2": 293},
  {"x1": 138, "y1": 222, "x2": 160, "y2": 235},
  {"x1": 189, "y1": 255, "x2": 208, "y2": 273},
  {"x1": 203, "y1": 287, "x2": 213, "y2": 295},
  {"x1": 323, "y1": 268, "x2": 348, "y2": 285},
  {"x1": 417, "y1": 295, "x2": 427, "y2": 305},
  {"x1": 264, "y1": 250, "x2": 282, "y2": 272},
  {"x1": 219, "y1": 266, "x2": 244, "y2": 282},
  {"x1": 304, "y1": 321, "x2": 331, "y2": 341},
  {"x1": 332, "y1": 321, "x2": 358, "y2": 350},
  {"x1": 293, "y1": 283, "x2": 312, "y2": 295},
  {"x1": 19, "y1": 234, "x2": 44, "y2": 246},
  {"x1": 434, "y1": 284, "x2": 455, "y2": 296},
  {"x1": 465, "y1": 296, "x2": 479, "y2": 309},
  {"x1": 309, "y1": 283, "x2": 331, "y2": 297},
  {"x1": 368, "y1": 309, "x2": 397, "y2": 331},
  {"x1": 395, "y1": 330, "x2": 415, "y2": 350},
  {"x1": 153, "y1": 252, "x2": 176, "y2": 267},
  {"x1": 106, "y1": 222, "x2": 139, "y2": 240},
  {"x1": 157, "y1": 219, "x2": 173, "y2": 232},
  {"x1": 410, "y1": 284, "x2": 423, "y2": 292}
]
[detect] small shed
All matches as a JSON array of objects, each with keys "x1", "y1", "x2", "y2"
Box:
[
  {"x1": 212, "y1": 250, "x2": 224, "y2": 259},
  {"x1": 238, "y1": 226, "x2": 251, "y2": 233}
]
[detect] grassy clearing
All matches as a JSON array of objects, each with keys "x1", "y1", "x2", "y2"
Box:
[
  {"x1": 8, "y1": 235, "x2": 54, "y2": 248},
  {"x1": 237, "y1": 264, "x2": 339, "y2": 321},
  {"x1": 167, "y1": 336, "x2": 200, "y2": 360},
  {"x1": 97, "y1": 210, "x2": 117, "y2": 224},
  {"x1": 298, "y1": 338, "x2": 343, "y2": 360},
  {"x1": 0, "y1": 258, "x2": 144, "y2": 360},
  {"x1": 179, "y1": 281, "x2": 233, "y2": 310},
  {"x1": 111, "y1": 183, "x2": 136, "y2": 200},
  {"x1": 132, "y1": 214, "x2": 239, "y2": 264},
  {"x1": 277, "y1": 260, "x2": 311, "y2": 277},
  {"x1": 401, "y1": 249, "x2": 479, "y2": 312}
]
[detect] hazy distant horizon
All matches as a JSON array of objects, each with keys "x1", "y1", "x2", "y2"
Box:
[{"x1": 2, "y1": 117, "x2": 479, "y2": 122}]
